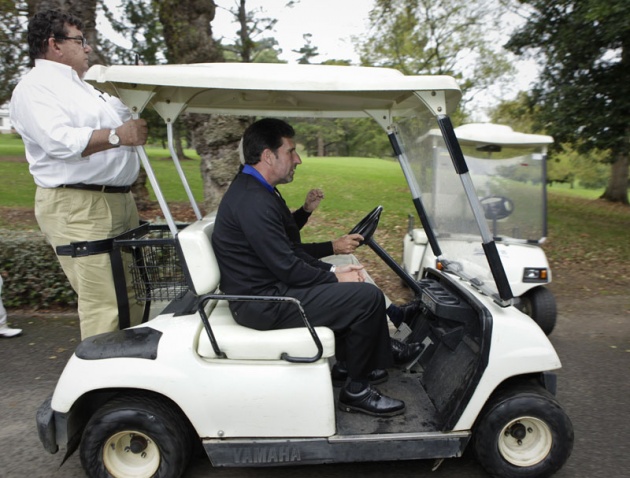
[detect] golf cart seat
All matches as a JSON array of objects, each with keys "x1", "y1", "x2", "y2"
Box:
[{"x1": 177, "y1": 215, "x2": 336, "y2": 360}]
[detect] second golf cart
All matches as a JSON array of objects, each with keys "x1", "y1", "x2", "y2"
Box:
[{"x1": 402, "y1": 123, "x2": 557, "y2": 334}]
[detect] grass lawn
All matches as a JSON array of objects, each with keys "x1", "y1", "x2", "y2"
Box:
[{"x1": 1, "y1": 135, "x2": 628, "y2": 268}]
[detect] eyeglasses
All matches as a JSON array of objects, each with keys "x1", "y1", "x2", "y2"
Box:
[{"x1": 54, "y1": 35, "x2": 88, "y2": 48}]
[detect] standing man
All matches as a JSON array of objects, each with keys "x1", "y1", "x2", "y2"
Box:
[
  {"x1": 213, "y1": 118, "x2": 410, "y2": 417},
  {"x1": 9, "y1": 9, "x2": 148, "y2": 339}
]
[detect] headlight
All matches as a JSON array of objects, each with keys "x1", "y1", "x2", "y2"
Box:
[{"x1": 523, "y1": 268, "x2": 549, "y2": 282}]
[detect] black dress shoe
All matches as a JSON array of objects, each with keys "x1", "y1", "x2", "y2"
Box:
[
  {"x1": 387, "y1": 301, "x2": 424, "y2": 327},
  {"x1": 331, "y1": 362, "x2": 388, "y2": 387},
  {"x1": 391, "y1": 338, "x2": 423, "y2": 365},
  {"x1": 339, "y1": 385, "x2": 405, "y2": 417}
]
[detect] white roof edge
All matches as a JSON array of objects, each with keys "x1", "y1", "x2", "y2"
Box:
[
  {"x1": 85, "y1": 63, "x2": 461, "y2": 93},
  {"x1": 455, "y1": 123, "x2": 553, "y2": 146}
]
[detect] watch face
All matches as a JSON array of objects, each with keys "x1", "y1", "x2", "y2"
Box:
[{"x1": 109, "y1": 130, "x2": 120, "y2": 145}]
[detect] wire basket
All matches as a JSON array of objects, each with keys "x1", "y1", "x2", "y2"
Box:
[{"x1": 113, "y1": 223, "x2": 189, "y2": 302}]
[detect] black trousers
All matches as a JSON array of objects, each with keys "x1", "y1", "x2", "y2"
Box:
[{"x1": 230, "y1": 282, "x2": 393, "y2": 381}]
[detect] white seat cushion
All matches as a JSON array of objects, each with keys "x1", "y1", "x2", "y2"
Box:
[
  {"x1": 177, "y1": 215, "x2": 220, "y2": 295},
  {"x1": 198, "y1": 301, "x2": 335, "y2": 360}
]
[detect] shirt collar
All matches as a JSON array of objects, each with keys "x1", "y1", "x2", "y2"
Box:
[
  {"x1": 34, "y1": 59, "x2": 83, "y2": 83},
  {"x1": 242, "y1": 164, "x2": 274, "y2": 193}
]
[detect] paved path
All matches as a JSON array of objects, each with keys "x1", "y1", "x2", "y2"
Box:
[{"x1": 1, "y1": 293, "x2": 628, "y2": 477}]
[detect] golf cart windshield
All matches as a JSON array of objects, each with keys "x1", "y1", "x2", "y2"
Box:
[
  {"x1": 393, "y1": 117, "x2": 513, "y2": 302},
  {"x1": 455, "y1": 123, "x2": 553, "y2": 244},
  {"x1": 84, "y1": 62, "x2": 512, "y2": 302}
]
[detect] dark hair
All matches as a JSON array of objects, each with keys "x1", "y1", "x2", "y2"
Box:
[
  {"x1": 242, "y1": 118, "x2": 295, "y2": 165},
  {"x1": 27, "y1": 9, "x2": 84, "y2": 61}
]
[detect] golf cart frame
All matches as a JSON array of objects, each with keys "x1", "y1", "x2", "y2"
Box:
[{"x1": 36, "y1": 63, "x2": 572, "y2": 478}]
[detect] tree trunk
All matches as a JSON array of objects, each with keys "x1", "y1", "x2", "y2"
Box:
[
  {"x1": 158, "y1": 0, "x2": 249, "y2": 212},
  {"x1": 317, "y1": 131, "x2": 325, "y2": 157},
  {"x1": 601, "y1": 153, "x2": 629, "y2": 205},
  {"x1": 187, "y1": 114, "x2": 253, "y2": 212}
]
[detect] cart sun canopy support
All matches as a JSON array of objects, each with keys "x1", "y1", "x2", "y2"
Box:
[{"x1": 85, "y1": 62, "x2": 514, "y2": 302}]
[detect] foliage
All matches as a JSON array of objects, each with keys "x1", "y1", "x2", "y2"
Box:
[
  {"x1": 0, "y1": 1, "x2": 28, "y2": 106},
  {"x1": 293, "y1": 33, "x2": 319, "y2": 64},
  {"x1": 548, "y1": 146, "x2": 610, "y2": 189},
  {"x1": 215, "y1": 0, "x2": 284, "y2": 63},
  {"x1": 101, "y1": 0, "x2": 164, "y2": 65},
  {"x1": 357, "y1": 0, "x2": 516, "y2": 117},
  {"x1": 489, "y1": 92, "x2": 538, "y2": 134},
  {"x1": 292, "y1": 118, "x2": 392, "y2": 159},
  {"x1": 506, "y1": 0, "x2": 630, "y2": 204},
  {"x1": 490, "y1": 93, "x2": 612, "y2": 188},
  {"x1": 0, "y1": 229, "x2": 77, "y2": 308}
]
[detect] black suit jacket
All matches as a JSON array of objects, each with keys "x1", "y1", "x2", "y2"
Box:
[{"x1": 212, "y1": 173, "x2": 336, "y2": 297}]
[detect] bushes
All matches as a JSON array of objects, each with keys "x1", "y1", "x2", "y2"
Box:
[{"x1": 0, "y1": 229, "x2": 77, "y2": 308}]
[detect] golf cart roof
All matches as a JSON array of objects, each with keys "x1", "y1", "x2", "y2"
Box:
[
  {"x1": 84, "y1": 63, "x2": 462, "y2": 121},
  {"x1": 454, "y1": 123, "x2": 553, "y2": 148}
]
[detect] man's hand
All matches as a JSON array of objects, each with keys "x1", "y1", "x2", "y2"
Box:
[
  {"x1": 334, "y1": 264, "x2": 367, "y2": 283},
  {"x1": 303, "y1": 188, "x2": 324, "y2": 213},
  {"x1": 117, "y1": 118, "x2": 148, "y2": 146},
  {"x1": 332, "y1": 233, "x2": 363, "y2": 254}
]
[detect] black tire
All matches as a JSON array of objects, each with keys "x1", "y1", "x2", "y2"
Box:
[
  {"x1": 519, "y1": 286, "x2": 557, "y2": 336},
  {"x1": 80, "y1": 393, "x2": 194, "y2": 478},
  {"x1": 473, "y1": 384, "x2": 574, "y2": 478}
]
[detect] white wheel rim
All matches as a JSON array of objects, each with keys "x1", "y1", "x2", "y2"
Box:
[
  {"x1": 103, "y1": 430, "x2": 160, "y2": 478},
  {"x1": 498, "y1": 416, "x2": 553, "y2": 467}
]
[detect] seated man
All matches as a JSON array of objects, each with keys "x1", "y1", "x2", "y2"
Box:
[
  {"x1": 213, "y1": 118, "x2": 419, "y2": 417},
  {"x1": 287, "y1": 187, "x2": 422, "y2": 329}
]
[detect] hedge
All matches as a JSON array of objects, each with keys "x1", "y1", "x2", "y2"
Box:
[{"x1": 0, "y1": 229, "x2": 77, "y2": 308}]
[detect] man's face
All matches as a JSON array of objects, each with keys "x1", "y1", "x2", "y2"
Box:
[
  {"x1": 268, "y1": 137, "x2": 301, "y2": 185},
  {"x1": 54, "y1": 24, "x2": 91, "y2": 77}
]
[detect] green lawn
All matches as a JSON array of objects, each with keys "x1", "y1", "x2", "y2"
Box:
[{"x1": 1, "y1": 135, "x2": 628, "y2": 266}]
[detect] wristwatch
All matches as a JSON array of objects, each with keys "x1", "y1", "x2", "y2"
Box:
[{"x1": 108, "y1": 128, "x2": 120, "y2": 146}]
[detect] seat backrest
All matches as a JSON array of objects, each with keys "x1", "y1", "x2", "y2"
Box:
[{"x1": 177, "y1": 214, "x2": 219, "y2": 295}]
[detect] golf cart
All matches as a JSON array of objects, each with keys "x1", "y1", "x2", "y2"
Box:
[
  {"x1": 402, "y1": 123, "x2": 557, "y2": 335},
  {"x1": 37, "y1": 63, "x2": 573, "y2": 478}
]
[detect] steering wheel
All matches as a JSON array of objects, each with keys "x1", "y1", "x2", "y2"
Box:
[
  {"x1": 479, "y1": 196, "x2": 514, "y2": 221},
  {"x1": 348, "y1": 206, "x2": 383, "y2": 245}
]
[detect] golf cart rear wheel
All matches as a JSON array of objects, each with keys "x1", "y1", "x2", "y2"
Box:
[
  {"x1": 473, "y1": 384, "x2": 573, "y2": 478},
  {"x1": 519, "y1": 286, "x2": 557, "y2": 335},
  {"x1": 80, "y1": 393, "x2": 193, "y2": 478}
]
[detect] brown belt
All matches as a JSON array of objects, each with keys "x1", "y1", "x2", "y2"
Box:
[{"x1": 59, "y1": 183, "x2": 132, "y2": 193}]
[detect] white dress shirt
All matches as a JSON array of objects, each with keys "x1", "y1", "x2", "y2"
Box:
[{"x1": 9, "y1": 59, "x2": 139, "y2": 188}]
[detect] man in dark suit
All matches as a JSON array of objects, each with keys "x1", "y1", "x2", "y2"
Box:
[{"x1": 213, "y1": 118, "x2": 410, "y2": 417}]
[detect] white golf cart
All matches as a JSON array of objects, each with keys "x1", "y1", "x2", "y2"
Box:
[
  {"x1": 36, "y1": 63, "x2": 573, "y2": 478},
  {"x1": 402, "y1": 123, "x2": 557, "y2": 335}
]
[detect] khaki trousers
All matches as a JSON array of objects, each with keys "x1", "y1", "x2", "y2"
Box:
[{"x1": 35, "y1": 187, "x2": 144, "y2": 339}]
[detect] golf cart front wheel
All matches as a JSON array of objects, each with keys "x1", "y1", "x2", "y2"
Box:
[
  {"x1": 519, "y1": 286, "x2": 557, "y2": 336},
  {"x1": 80, "y1": 393, "x2": 193, "y2": 478},
  {"x1": 473, "y1": 384, "x2": 573, "y2": 478}
]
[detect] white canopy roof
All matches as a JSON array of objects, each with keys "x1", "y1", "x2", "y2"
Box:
[
  {"x1": 454, "y1": 123, "x2": 553, "y2": 148},
  {"x1": 84, "y1": 63, "x2": 461, "y2": 122}
]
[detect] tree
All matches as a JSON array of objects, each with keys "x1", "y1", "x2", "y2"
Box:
[
  {"x1": 356, "y1": 0, "x2": 516, "y2": 117},
  {"x1": 294, "y1": 33, "x2": 319, "y2": 64},
  {"x1": 156, "y1": 0, "x2": 243, "y2": 212},
  {"x1": 216, "y1": 0, "x2": 282, "y2": 63},
  {"x1": 0, "y1": 1, "x2": 28, "y2": 106},
  {"x1": 506, "y1": 0, "x2": 629, "y2": 204}
]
